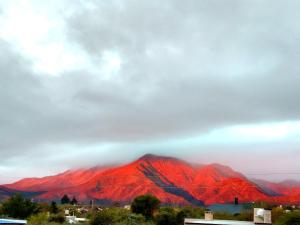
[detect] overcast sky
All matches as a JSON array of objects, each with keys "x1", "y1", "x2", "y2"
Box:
[{"x1": 0, "y1": 0, "x2": 300, "y2": 184}]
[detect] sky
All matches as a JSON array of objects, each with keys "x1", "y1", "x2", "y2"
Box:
[{"x1": 0, "y1": 0, "x2": 300, "y2": 184}]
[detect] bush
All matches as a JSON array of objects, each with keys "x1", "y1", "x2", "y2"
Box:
[
  {"x1": 156, "y1": 211, "x2": 177, "y2": 225},
  {"x1": 115, "y1": 213, "x2": 149, "y2": 225},
  {"x1": 90, "y1": 209, "x2": 115, "y2": 225},
  {"x1": 271, "y1": 206, "x2": 284, "y2": 222},
  {"x1": 27, "y1": 213, "x2": 49, "y2": 225},
  {"x1": 175, "y1": 206, "x2": 204, "y2": 223},
  {"x1": 48, "y1": 213, "x2": 65, "y2": 223},
  {"x1": 275, "y1": 211, "x2": 300, "y2": 225},
  {"x1": 1, "y1": 194, "x2": 39, "y2": 219}
]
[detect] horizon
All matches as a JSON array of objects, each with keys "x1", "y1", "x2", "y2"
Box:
[{"x1": 1, "y1": 0, "x2": 300, "y2": 184}]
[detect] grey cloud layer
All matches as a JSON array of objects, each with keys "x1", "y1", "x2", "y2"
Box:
[{"x1": 1, "y1": 0, "x2": 300, "y2": 181}]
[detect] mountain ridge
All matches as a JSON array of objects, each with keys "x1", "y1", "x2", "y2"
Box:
[{"x1": 2, "y1": 154, "x2": 300, "y2": 205}]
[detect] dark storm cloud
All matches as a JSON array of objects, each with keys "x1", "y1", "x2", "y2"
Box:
[{"x1": 1, "y1": 0, "x2": 300, "y2": 182}]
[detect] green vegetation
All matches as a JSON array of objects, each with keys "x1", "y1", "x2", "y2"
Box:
[
  {"x1": 0, "y1": 194, "x2": 39, "y2": 219},
  {"x1": 275, "y1": 211, "x2": 300, "y2": 225},
  {"x1": 131, "y1": 194, "x2": 160, "y2": 220},
  {"x1": 70, "y1": 197, "x2": 78, "y2": 205},
  {"x1": 28, "y1": 212, "x2": 62, "y2": 225},
  {"x1": 50, "y1": 201, "x2": 59, "y2": 214},
  {"x1": 90, "y1": 207, "x2": 153, "y2": 225},
  {"x1": 1, "y1": 194, "x2": 299, "y2": 225},
  {"x1": 61, "y1": 194, "x2": 70, "y2": 204}
]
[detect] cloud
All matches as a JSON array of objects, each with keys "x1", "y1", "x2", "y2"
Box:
[{"x1": 0, "y1": 0, "x2": 300, "y2": 182}]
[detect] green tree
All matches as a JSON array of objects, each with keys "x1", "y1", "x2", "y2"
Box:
[
  {"x1": 271, "y1": 206, "x2": 284, "y2": 223},
  {"x1": 156, "y1": 211, "x2": 176, "y2": 225},
  {"x1": 61, "y1": 194, "x2": 70, "y2": 204},
  {"x1": 175, "y1": 206, "x2": 204, "y2": 225},
  {"x1": 131, "y1": 194, "x2": 160, "y2": 220},
  {"x1": 1, "y1": 194, "x2": 39, "y2": 219},
  {"x1": 50, "y1": 201, "x2": 59, "y2": 214},
  {"x1": 70, "y1": 197, "x2": 78, "y2": 205},
  {"x1": 275, "y1": 211, "x2": 300, "y2": 225}
]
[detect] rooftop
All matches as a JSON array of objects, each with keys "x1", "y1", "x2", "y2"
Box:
[
  {"x1": 0, "y1": 219, "x2": 27, "y2": 224},
  {"x1": 184, "y1": 218, "x2": 255, "y2": 225}
]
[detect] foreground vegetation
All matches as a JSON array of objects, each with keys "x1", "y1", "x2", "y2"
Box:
[{"x1": 0, "y1": 194, "x2": 300, "y2": 224}]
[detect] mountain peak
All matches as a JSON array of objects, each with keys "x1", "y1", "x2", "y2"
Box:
[{"x1": 138, "y1": 154, "x2": 180, "y2": 162}]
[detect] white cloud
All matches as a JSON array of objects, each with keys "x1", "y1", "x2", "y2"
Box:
[{"x1": 0, "y1": 0, "x2": 93, "y2": 75}]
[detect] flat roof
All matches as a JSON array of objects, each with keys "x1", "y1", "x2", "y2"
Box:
[
  {"x1": 0, "y1": 219, "x2": 27, "y2": 224},
  {"x1": 184, "y1": 218, "x2": 255, "y2": 225}
]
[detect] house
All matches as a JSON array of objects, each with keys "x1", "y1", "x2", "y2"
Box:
[
  {"x1": 0, "y1": 219, "x2": 27, "y2": 225},
  {"x1": 184, "y1": 218, "x2": 255, "y2": 225},
  {"x1": 66, "y1": 216, "x2": 89, "y2": 224},
  {"x1": 184, "y1": 208, "x2": 272, "y2": 225}
]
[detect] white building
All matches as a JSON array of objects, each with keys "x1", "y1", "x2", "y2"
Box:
[
  {"x1": 0, "y1": 219, "x2": 27, "y2": 224},
  {"x1": 184, "y1": 208, "x2": 272, "y2": 225},
  {"x1": 66, "y1": 216, "x2": 89, "y2": 224},
  {"x1": 184, "y1": 218, "x2": 255, "y2": 225}
]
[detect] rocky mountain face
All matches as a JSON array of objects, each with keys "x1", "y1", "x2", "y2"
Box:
[{"x1": 2, "y1": 154, "x2": 300, "y2": 205}]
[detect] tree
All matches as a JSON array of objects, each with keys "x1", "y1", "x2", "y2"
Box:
[
  {"x1": 70, "y1": 197, "x2": 78, "y2": 205},
  {"x1": 177, "y1": 206, "x2": 204, "y2": 219},
  {"x1": 131, "y1": 194, "x2": 160, "y2": 220},
  {"x1": 1, "y1": 194, "x2": 39, "y2": 219},
  {"x1": 50, "y1": 201, "x2": 59, "y2": 214},
  {"x1": 271, "y1": 206, "x2": 284, "y2": 223},
  {"x1": 275, "y1": 211, "x2": 300, "y2": 225},
  {"x1": 48, "y1": 213, "x2": 65, "y2": 223},
  {"x1": 156, "y1": 211, "x2": 176, "y2": 225},
  {"x1": 61, "y1": 194, "x2": 70, "y2": 204},
  {"x1": 90, "y1": 210, "x2": 115, "y2": 225},
  {"x1": 27, "y1": 212, "x2": 49, "y2": 225}
]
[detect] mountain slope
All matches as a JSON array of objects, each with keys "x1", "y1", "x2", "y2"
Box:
[
  {"x1": 36, "y1": 154, "x2": 199, "y2": 205},
  {"x1": 0, "y1": 185, "x2": 42, "y2": 201},
  {"x1": 5, "y1": 167, "x2": 107, "y2": 192},
  {"x1": 3, "y1": 154, "x2": 300, "y2": 205}
]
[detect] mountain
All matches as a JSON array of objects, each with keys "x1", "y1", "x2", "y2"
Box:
[
  {"x1": 5, "y1": 167, "x2": 107, "y2": 192},
  {"x1": 253, "y1": 179, "x2": 300, "y2": 202},
  {"x1": 3, "y1": 154, "x2": 300, "y2": 205},
  {"x1": 0, "y1": 185, "x2": 42, "y2": 201}
]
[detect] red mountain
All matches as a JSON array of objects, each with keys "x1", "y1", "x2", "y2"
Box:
[
  {"x1": 5, "y1": 167, "x2": 107, "y2": 192},
  {"x1": 0, "y1": 185, "x2": 42, "y2": 201},
  {"x1": 3, "y1": 154, "x2": 300, "y2": 205}
]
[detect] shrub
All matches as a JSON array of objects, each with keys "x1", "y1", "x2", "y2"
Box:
[
  {"x1": 156, "y1": 211, "x2": 176, "y2": 225},
  {"x1": 275, "y1": 211, "x2": 300, "y2": 225}
]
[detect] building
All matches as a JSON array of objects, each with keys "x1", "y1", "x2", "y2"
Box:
[
  {"x1": 65, "y1": 216, "x2": 88, "y2": 224},
  {"x1": 184, "y1": 208, "x2": 272, "y2": 225},
  {"x1": 184, "y1": 218, "x2": 255, "y2": 225},
  {"x1": 0, "y1": 219, "x2": 27, "y2": 225},
  {"x1": 208, "y1": 203, "x2": 252, "y2": 215}
]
